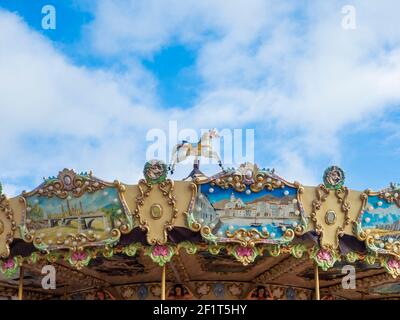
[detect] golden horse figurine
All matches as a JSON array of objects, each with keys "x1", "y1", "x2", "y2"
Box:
[{"x1": 169, "y1": 129, "x2": 223, "y2": 174}]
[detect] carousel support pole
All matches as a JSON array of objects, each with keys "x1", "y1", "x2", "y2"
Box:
[
  {"x1": 314, "y1": 264, "x2": 320, "y2": 300},
  {"x1": 161, "y1": 264, "x2": 166, "y2": 300},
  {"x1": 63, "y1": 282, "x2": 68, "y2": 300},
  {"x1": 18, "y1": 266, "x2": 24, "y2": 301}
]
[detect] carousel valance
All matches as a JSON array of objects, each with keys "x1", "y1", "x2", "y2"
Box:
[{"x1": 0, "y1": 160, "x2": 399, "y2": 279}]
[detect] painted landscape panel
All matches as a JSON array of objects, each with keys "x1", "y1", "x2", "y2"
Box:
[
  {"x1": 361, "y1": 195, "x2": 400, "y2": 240},
  {"x1": 194, "y1": 182, "x2": 303, "y2": 241},
  {"x1": 25, "y1": 187, "x2": 127, "y2": 240}
]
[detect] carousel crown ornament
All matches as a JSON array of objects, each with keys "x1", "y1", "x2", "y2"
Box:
[
  {"x1": 169, "y1": 128, "x2": 224, "y2": 175},
  {"x1": 323, "y1": 165, "x2": 345, "y2": 190},
  {"x1": 143, "y1": 160, "x2": 168, "y2": 185}
]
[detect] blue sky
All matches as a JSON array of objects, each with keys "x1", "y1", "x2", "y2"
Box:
[{"x1": 0, "y1": 0, "x2": 399, "y2": 195}]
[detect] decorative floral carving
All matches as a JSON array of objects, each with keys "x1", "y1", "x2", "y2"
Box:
[
  {"x1": 26, "y1": 169, "x2": 109, "y2": 199},
  {"x1": 120, "y1": 286, "x2": 136, "y2": 300},
  {"x1": 267, "y1": 244, "x2": 281, "y2": 257},
  {"x1": 208, "y1": 244, "x2": 223, "y2": 255},
  {"x1": 323, "y1": 166, "x2": 345, "y2": 190},
  {"x1": 209, "y1": 165, "x2": 284, "y2": 193},
  {"x1": 365, "y1": 254, "x2": 377, "y2": 265},
  {"x1": 345, "y1": 251, "x2": 362, "y2": 263},
  {"x1": 382, "y1": 256, "x2": 400, "y2": 278},
  {"x1": 228, "y1": 245, "x2": 259, "y2": 265},
  {"x1": 178, "y1": 241, "x2": 198, "y2": 255},
  {"x1": 200, "y1": 225, "x2": 219, "y2": 243},
  {"x1": 225, "y1": 228, "x2": 294, "y2": 247},
  {"x1": 65, "y1": 249, "x2": 93, "y2": 270},
  {"x1": 144, "y1": 244, "x2": 175, "y2": 266},
  {"x1": 123, "y1": 243, "x2": 142, "y2": 257},
  {"x1": 0, "y1": 256, "x2": 21, "y2": 278},
  {"x1": 143, "y1": 160, "x2": 168, "y2": 185},
  {"x1": 310, "y1": 246, "x2": 340, "y2": 271},
  {"x1": 150, "y1": 284, "x2": 161, "y2": 298},
  {"x1": 290, "y1": 244, "x2": 308, "y2": 259},
  {"x1": 46, "y1": 252, "x2": 61, "y2": 264},
  {"x1": 196, "y1": 283, "x2": 211, "y2": 297},
  {"x1": 227, "y1": 283, "x2": 243, "y2": 297}
]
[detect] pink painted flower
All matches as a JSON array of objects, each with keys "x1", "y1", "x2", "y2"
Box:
[
  {"x1": 72, "y1": 251, "x2": 88, "y2": 262},
  {"x1": 236, "y1": 246, "x2": 253, "y2": 257},
  {"x1": 317, "y1": 249, "x2": 332, "y2": 262},
  {"x1": 3, "y1": 258, "x2": 15, "y2": 270},
  {"x1": 387, "y1": 259, "x2": 400, "y2": 270},
  {"x1": 153, "y1": 245, "x2": 169, "y2": 257}
]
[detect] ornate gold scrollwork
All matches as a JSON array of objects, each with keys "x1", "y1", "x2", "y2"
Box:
[
  {"x1": 294, "y1": 183, "x2": 306, "y2": 236},
  {"x1": 24, "y1": 169, "x2": 108, "y2": 199},
  {"x1": 311, "y1": 184, "x2": 330, "y2": 237},
  {"x1": 335, "y1": 186, "x2": 351, "y2": 239},
  {"x1": 225, "y1": 228, "x2": 269, "y2": 247},
  {"x1": 134, "y1": 179, "x2": 179, "y2": 245},
  {"x1": 134, "y1": 179, "x2": 152, "y2": 233},
  {"x1": 0, "y1": 193, "x2": 17, "y2": 258},
  {"x1": 184, "y1": 183, "x2": 200, "y2": 231},
  {"x1": 209, "y1": 164, "x2": 285, "y2": 193},
  {"x1": 159, "y1": 180, "x2": 179, "y2": 232},
  {"x1": 310, "y1": 184, "x2": 351, "y2": 249},
  {"x1": 224, "y1": 228, "x2": 295, "y2": 247},
  {"x1": 355, "y1": 192, "x2": 369, "y2": 241},
  {"x1": 378, "y1": 186, "x2": 400, "y2": 206}
]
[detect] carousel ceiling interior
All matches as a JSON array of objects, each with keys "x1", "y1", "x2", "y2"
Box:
[{"x1": 0, "y1": 160, "x2": 400, "y2": 300}]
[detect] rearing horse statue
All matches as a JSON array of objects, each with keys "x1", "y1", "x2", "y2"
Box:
[{"x1": 169, "y1": 129, "x2": 223, "y2": 174}]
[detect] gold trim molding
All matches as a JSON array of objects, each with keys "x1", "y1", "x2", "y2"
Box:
[{"x1": 310, "y1": 185, "x2": 351, "y2": 249}]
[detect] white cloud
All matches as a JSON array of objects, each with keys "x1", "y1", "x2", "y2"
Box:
[
  {"x1": 272, "y1": 150, "x2": 319, "y2": 186},
  {"x1": 0, "y1": 10, "x2": 164, "y2": 194},
  {"x1": 86, "y1": 0, "x2": 286, "y2": 56},
  {"x1": 1, "y1": 0, "x2": 400, "y2": 195},
  {"x1": 86, "y1": 1, "x2": 400, "y2": 120}
]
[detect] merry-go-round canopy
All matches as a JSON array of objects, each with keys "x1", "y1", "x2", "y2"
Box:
[{"x1": 0, "y1": 159, "x2": 399, "y2": 300}]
